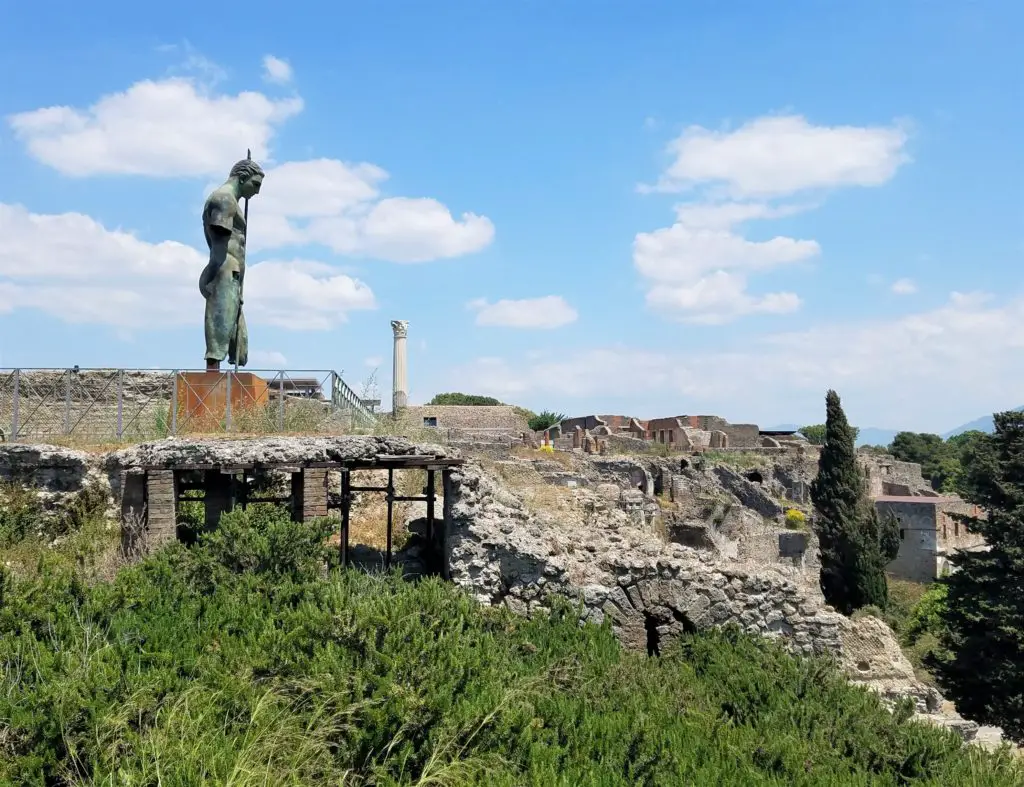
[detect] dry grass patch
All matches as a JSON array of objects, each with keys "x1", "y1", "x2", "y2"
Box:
[
  {"x1": 510, "y1": 446, "x2": 575, "y2": 468},
  {"x1": 345, "y1": 468, "x2": 438, "y2": 550}
]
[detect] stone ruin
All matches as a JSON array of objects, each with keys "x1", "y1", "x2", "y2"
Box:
[{"x1": 0, "y1": 435, "x2": 1004, "y2": 747}]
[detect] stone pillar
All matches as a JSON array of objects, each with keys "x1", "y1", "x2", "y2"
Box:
[
  {"x1": 293, "y1": 468, "x2": 329, "y2": 522},
  {"x1": 146, "y1": 470, "x2": 177, "y2": 550},
  {"x1": 391, "y1": 319, "x2": 409, "y2": 416}
]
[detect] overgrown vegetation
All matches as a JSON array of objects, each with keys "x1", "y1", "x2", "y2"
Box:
[
  {"x1": 927, "y1": 412, "x2": 1024, "y2": 743},
  {"x1": 427, "y1": 392, "x2": 504, "y2": 406},
  {"x1": 1, "y1": 504, "x2": 1021, "y2": 785},
  {"x1": 810, "y1": 390, "x2": 900, "y2": 615}
]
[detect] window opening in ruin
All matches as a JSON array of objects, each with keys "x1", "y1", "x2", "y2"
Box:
[
  {"x1": 943, "y1": 524, "x2": 948, "y2": 540},
  {"x1": 644, "y1": 613, "x2": 661, "y2": 657},
  {"x1": 423, "y1": 417, "x2": 438, "y2": 427},
  {"x1": 668, "y1": 430, "x2": 674, "y2": 443},
  {"x1": 900, "y1": 529, "x2": 906, "y2": 540},
  {"x1": 955, "y1": 520, "x2": 960, "y2": 537},
  {"x1": 745, "y1": 470, "x2": 764, "y2": 484}
]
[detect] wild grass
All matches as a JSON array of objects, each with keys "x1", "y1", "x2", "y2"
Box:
[
  {"x1": 702, "y1": 449, "x2": 773, "y2": 470},
  {"x1": 1, "y1": 504, "x2": 1022, "y2": 784}
]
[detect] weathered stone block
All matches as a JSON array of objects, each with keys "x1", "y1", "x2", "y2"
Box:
[{"x1": 779, "y1": 531, "x2": 808, "y2": 558}]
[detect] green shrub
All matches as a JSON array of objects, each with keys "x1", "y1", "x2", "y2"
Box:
[
  {"x1": 0, "y1": 507, "x2": 1020, "y2": 785},
  {"x1": 0, "y1": 481, "x2": 45, "y2": 547},
  {"x1": 427, "y1": 392, "x2": 503, "y2": 406}
]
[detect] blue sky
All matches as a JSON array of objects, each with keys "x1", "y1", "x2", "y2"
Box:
[{"x1": 1, "y1": 0, "x2": 1021, "y2": 433}]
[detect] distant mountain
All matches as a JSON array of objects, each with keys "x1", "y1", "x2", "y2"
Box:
[
  {"x1": 855, "y1": 427, "x2": 900, "y2": 448},
  {"x1": 764, "y1": 423, "x2": 898, "y2": 448},
  {"x1": 943, "y1": 406, "x2": 1024, "y2": 439}
]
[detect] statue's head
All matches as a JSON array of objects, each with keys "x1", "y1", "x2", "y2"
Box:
[{"x1": 229, "y1": 158, "x2": 265, "y2": 199}]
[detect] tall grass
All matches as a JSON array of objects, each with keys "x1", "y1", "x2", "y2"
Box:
[{"x1": 0, "y1": 506, "x2": 1021, "y2": 785}]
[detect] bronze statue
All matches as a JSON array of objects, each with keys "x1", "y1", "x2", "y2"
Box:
[{"x1": 199, "y1": 157, "x2": 264, "y2": 370}]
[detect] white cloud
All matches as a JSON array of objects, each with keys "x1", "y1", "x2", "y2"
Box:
[
  {"x1": 634, "y1": 204, "x2": 816, "y2": 323},
  {"x1": 8, "y1": 77, "x2": 302, "y2": 177},
  {"x1": 645, "y1": 273, "x2": 801, "y2": 324},
  {"x1": 449, "y1": 291, "x2": 1024, "y2": 431},
  {"x1": 0, "y1": 203, "x2": 375, "y2": 329},
  {"x1": 250, "y1": 164, "x2": 495, "y2": 262},
  {"x1": 10, "y1": 63, "x2": 493, "y2": 264},
  {"x1": 647, "y1": 114, "x2": 910, "y2": 198},
  {"x1": 672, "y1": 201, "x2": 812, "y2": 230},
  {"x1": 249, "y1": 350, "x2": 288, "y2": 367},
  {"x1": 262, "y1": 55, "x2": 293, "y2": 85},
  {"x1": 467, "y1": 296, "x2": 579, "y2": 329},
  {"x1": 634, "y1": 114, "x2": 911, "y2": 323},
  {"x1": 891, "y1": 277, "x2": 918, "y2": 295},
  {"x1": 364, "y1": 356, "x2": 383, "y2": 367}
]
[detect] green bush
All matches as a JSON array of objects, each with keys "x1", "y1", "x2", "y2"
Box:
[
  {"x1": 427, "y1": 392, "x2": 503, "y2": 406},
  {"x1": 0, "y1": 507, "x2": 1019, "y2": 785}
]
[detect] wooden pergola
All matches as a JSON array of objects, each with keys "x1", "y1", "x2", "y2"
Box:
[{"x1": 121, "y1": 454, "x2": 464, "y2": 568}]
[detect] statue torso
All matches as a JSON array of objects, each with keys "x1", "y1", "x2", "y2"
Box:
[{"x1": 202, "y1": 186, "x2": 247, "y2": 272}]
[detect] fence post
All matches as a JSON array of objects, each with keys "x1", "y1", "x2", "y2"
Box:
[
  {"x1": 116, "y1": 369, "x2": 124, "y2": 440},
  {"x1": 63, "y1": 369, "x2": 72, "y2": 436},
  {"x1": 11, "y1": 369, "x2": 20, "y2": 442},
  {"x1": 278, "y1": 371, "x2": 285, "y2": 431},
  {"x1": 225, "y1": 372, "x2": 232, "y2": 433},
  {"x1": 170, "y1": 371, "x2": 178, "y2": 436}
]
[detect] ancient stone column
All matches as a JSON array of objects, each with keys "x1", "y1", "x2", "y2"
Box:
[{"x1": 391, "y1": 320, "x2": 409, "y2": 415}]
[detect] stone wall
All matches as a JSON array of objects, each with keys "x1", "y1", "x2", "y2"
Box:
[
  {"x1": 875, "y1": 499, "x2": 942, "y2": 582},
  {"x1": 936, "y1": 499, "x2": 986, "y2": 576},
  {"x1": 874, "y1": 495, "x2": 987, "y2": 582},
  {"x1": 442, "y1": 461, "x2": 844, "y2": 657},
  {"x1": 861, "y1": 454, "x2": 937, "y2": 497},
  {"x1": 401, "y1": 405, "x2": 529, "y2": 433},
  {"x1": 0, "y1": 443, "x2": 116, "y2": 516}
]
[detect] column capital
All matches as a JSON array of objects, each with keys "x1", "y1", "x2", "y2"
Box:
[{"x1": 391, "y1": 319, "x2": 409, "y2": 339}]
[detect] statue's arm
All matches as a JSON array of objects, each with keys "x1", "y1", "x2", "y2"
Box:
[{"x1": 201, "y1": 194, "x2": 237, "y2": 291}]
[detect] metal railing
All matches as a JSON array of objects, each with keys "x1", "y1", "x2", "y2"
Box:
[{"x1": 0, "y1": 368, "x2": 376, "y2": 444}]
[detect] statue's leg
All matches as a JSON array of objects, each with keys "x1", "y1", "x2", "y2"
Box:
[{"x1": 204, "y1": 264, "x2": 240, "y2": 364}]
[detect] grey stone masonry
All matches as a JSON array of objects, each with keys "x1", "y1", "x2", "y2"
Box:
[{"x1": 146, "y1": 470, "x2": 177, "y2": 549}]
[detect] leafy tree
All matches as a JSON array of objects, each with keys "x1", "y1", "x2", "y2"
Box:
[
  {"x1": 527, "y1": 410, "x2": 566, "y2": 432},
  {"x1": 928, "y1": 412, "x2": 1024, "y2": 742},
  {"x1": 947, "y1": 430, "x2": 993, "y2": 498},
  {"x1": 809, "y1": 391, "x2": 892, "y2": 614},
  {"x1": 801, "y1": 423, "x2": 859, "y2": 445},
  {"x1": 427, "y1": 392, "x2": 504, "y2": 406},
  {"x1": 888, "y1": 432, "x2": 960, "y2": 492}
]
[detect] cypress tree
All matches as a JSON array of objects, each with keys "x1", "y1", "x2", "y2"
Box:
[
  {"x1": 928, "y1": 411, "x2": 1024, "y2": 742},
  {"x1": 809, "y1": 390, "x2": 890, "y2": 614}
]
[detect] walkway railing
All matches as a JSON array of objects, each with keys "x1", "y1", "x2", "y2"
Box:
[{"x1": 0, "y1": 368, "x2": 376, "y2": 443}]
